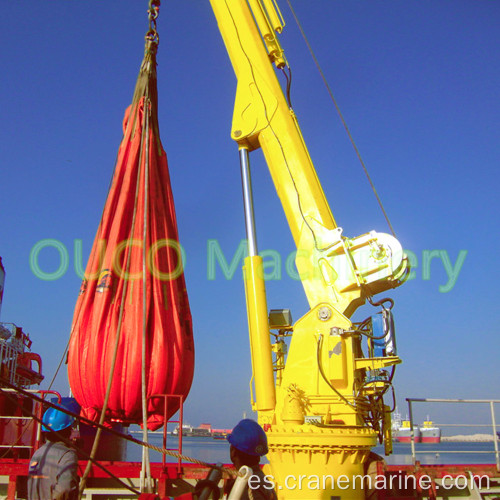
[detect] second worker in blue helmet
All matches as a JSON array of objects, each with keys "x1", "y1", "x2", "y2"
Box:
[{"x1": 226, "y1": 419, "x2": 277, "y2": 499}]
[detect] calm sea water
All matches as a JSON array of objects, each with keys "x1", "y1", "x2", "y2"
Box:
[
  {"x1": 373, "y1": 441, "x2": 499, "y2": 466},
  {"x1": 127, "y1": 434, "x2": 499, "y2": 466},
  {"x1": 127, "y1": 434, "x2": 231, "y2": 464}
]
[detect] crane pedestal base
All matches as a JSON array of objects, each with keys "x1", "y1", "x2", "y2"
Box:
[{"x1": 265, "y1": 425, "x2": 378, "y2": 499}]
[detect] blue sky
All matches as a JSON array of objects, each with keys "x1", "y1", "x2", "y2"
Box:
[{"x1": 1, "y1": 1, "x2": 499, "y2": 433}]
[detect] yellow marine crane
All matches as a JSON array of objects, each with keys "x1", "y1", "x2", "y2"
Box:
[{"x1": 208, "y1": 0, "x2": 409, "y2": 497}]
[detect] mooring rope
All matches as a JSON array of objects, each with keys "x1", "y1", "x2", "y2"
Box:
[
  {"x1": 79, "y1": 2, "x2": 163, "y2": 495},
  {"x1": 141, "y1": 68, "x2": 153, "y2": 497},
  {"x1": 0, "y1": 382, "x2": 240, "y2": 479}
]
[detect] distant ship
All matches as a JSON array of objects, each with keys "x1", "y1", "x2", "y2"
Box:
[
  {"x1": 419, "y1": 420, "x2": 441, "y2": 443},
  {"x1": 392, "y1": 411, "x2": 441, "y2": 443},
  {"x1": 212, "y1": 432, "x2": 229, "y2": 440},
  {"x1": 393, "y1": 419, "x2": 421, "y2": 443},
  {"x1": 172, "y1": 423, "x2": 231, "y2": 438},
  {"x1": 172, "y1": 423, "x2": 211, "y2": 437}
]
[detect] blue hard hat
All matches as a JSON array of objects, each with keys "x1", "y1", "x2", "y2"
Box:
[
  {"x1": 227, "y1": 419, "x2": 268, "y2": 456},
  {"x1": 42, "y1": 406, "x2": 75, "y2": 432}
]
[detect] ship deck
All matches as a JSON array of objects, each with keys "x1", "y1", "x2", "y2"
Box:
[{"x1": 1, "y1": 459, "x2": 499, "y2": 499}]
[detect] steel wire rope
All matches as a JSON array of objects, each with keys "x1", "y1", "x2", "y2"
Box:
[
  {"x1": 78, "y1": 62, "x2": 150, "y2": 500},
  {"x1": 59, "y1": 142, "x2": 125, "y2": 389},
  {"x1": 141, "y1": 68, "x2": 153, "y2": 495},
  {"x1": 45, "y1": 339, "x2": 70, "y2": 392},
  {"x1": 0, "y1": 387, "x2": 141, "y2": 495},
  {"x1": 285, "y1": 0, "x2": 397, "y2": 238},
  {"x1": 48, "y1": 222, "x2": 114, "y2": 393},
  {"x1": 59, "y1": 50, "x2": 137, "y2": 394},
  {"x1": 226, "y1": 0, "x2": 396, "y2": 443},
  {"x1": 0, "y1": 382, "x2": 241, "y2": 479},
  {"x1": 0, "y1": 432, "x2": 26, "y2": 459},
  {"x1": 47, "y1": 105, "x2": 123, "y2": 393},
  {"x1": 37, "y1": 122, "x2": 128, "y2": 491},
  {"x1": 138, "y1": 1, "x2": 161, "y2": 490},
  {"x1": 0, "y1": 406, "x2": 33, "y2": 459},
  {"x1": 78, "y1": 1, "x2": 163, "y2": 494},
  {"x1": 0, "y1": 389, "x2": 67, "y2": 459},
  {"x1": 40, "y1": 111, "x2": 121, "y2": 484},
  {"x1": 225, "y1": 0, "x2": 373, "y2": 429},
  {"x1": 38, "y1": 2, "x2": 160, "y2": 492},
  {"x1": 48, "y1": 0, "x2": 139, "y2": 392},
  {"x1": 0, "y1": 382, "x2": 41, "y2": 459},
  {"x1": 78, "y1": 136, "x2": 143, "y2": 496}
]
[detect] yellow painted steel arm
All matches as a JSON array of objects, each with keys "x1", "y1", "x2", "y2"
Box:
[
  {"x1": 207, "y1": 1, "x2": 408, "y2": 497},
  {"x1": 209, "y1": 0, "x2": 408, "y2": 320}
]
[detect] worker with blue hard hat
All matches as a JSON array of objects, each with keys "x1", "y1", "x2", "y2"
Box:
[
  {"x1": 225, "y1": 419, "x2": 276, "y2": 500},
  {"x1": 27, "y1": 405, "x2": 79, "y2": 500}
]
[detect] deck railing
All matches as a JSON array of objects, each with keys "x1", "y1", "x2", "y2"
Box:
[
  {"x1": 406, "y1": 398, "x2": 500, "y2": 472},
  {"x1": 147, "y1": 393, "x2": 184, "y2": 473},
  {"x1": 0, "y1": 389, "x2": 62, "y2": 456},
  {"x1": 0, "y1": 336, "x2": 20, "y2": 386}
]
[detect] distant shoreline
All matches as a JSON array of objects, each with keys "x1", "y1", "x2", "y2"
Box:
[{"x1": 441, "y1": 434, "x2": 496, "y2": 442}]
